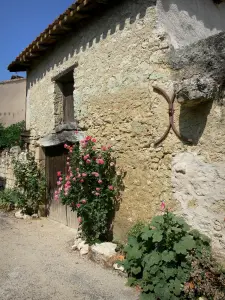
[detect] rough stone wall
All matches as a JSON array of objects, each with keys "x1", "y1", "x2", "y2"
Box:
[
  {"x1": 0, "y1": 147, "x2": 21, "y2": 189},
  {"x1": 26, "y1": 0, "x2": 225, "y2": 260},
  {"x1": 172, "y1": 152, "x2": 225, "y2": 261}
]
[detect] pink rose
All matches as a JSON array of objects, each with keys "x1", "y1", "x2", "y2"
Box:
[
  {"x1": 54, "y1": 195, "x2": 59, "y2": 201},
  {"x1": 80, "y1": 179, "x2": 84, "y2": 183},
  {"x1": 57, "y1": 171, "x2": 61, "y2": 177},
  {"x1": 81, "y1": 199, "x2": 87, "y2": 204},
  {"x1": 76, "y1": 204, "x2": 81, "y2": 209},
  {"x1": 85, "y1": 136, "x2": 92, "y2": 141},
  {"x1": 95, "y1": 192, "x2": 100, "y2": 196},
  {"x1": 82, "y1": 173, "x2": 87, "y2": 177},
  {"x1": 96, "y1": 159, "x2": 104, "y2": 165},
  {"x1": 66, "y1": 162, "x2": 70, "y2": 166},
  {"x1": 91, "y1": 172, "x2": 99, "y2": 177},
  {"x1": 108, "y1": 185, "x2": 114, "y2": 191},
  {"x1": 83, "y1": 154, "x2": 90, "y2": 160},
  {"x1": 101, "y1": 146, "x2": 107, "y2": 151},
  {"x1": 160, "y1": 201, "x2": 166, "y2": 211},
  {"x1": 59, "y1": 177, "x2": 63, "y2": 181},
  {"x1": 98, "y1": 180, "x2": 103, "y2": 184},
  {"x1": 67, "y1": 157, "x2": 70, "y2": 161},
  {"x1": 96, "y1": 188, "x2": 101, "y2": 191},
  {"x1": 77, "y1": 173, "x2": 81, "y2": 178},
  {"x1": 78, "y1": 217, "x2": 82, "y2": 223},
  {"x1": 76, "y1": 168, "x2": 79, "y2": 171},
  {"x1": 57, "y1": 181, "x2": 61, "y2": 186},
  {"x1": 73, "y1": 177, "x2": 76, "y2": 181},
  {"x1": 86, "y1": 159, "x2": 91, "y2": 164},
  {"x1": 64, "y1": 144, "x2": 68, "y2": 149},
  {"x1": 91, "y1": 138, "x2": 96, "y2": 143}
]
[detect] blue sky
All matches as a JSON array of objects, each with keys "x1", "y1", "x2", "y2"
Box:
[{"x1": 0, "y1": 0, "x2": 74, "y2": 81}]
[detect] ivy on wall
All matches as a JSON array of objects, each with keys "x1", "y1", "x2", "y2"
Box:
[{"x1": 0, "y1": 121, "x2": 25, "y2": 150}]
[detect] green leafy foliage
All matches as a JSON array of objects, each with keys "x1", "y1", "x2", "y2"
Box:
[
  {"x1": 0, "y1": 188, "x2": 23, "y2": 209},
  {"x1": 128, "y1": 221, "x2": 146, "y2": 239},
  {"x1": 0, "y1": 121, "x2": 25, "y2": 150},
  {"x1": 13, "y1": 152, "x2": 46, "y2": 214},
  {"x1": 121, "y1": 211, "x2": 212, "y2": 299},
  {"x1": 55, "y1": 135, "x2": 124, "y2": 244}
]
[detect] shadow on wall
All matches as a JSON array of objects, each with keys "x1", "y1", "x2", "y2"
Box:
[
  {"x1": 159, "y1": 0, "x2": 225, "y2": 33},
  {"x1": 0, "y1": 176, "x2": 6, "y2": 191},
  {"x1": 179, "y1": 100, "x2": 213, "y2": 145},
  {"x1": 27, "y1": 0, "x2": 155, "y2": 88}
]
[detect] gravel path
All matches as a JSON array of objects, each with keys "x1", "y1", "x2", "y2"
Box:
[{"x1": 0, "y1": 211, "x2": 138, "y2": 300}]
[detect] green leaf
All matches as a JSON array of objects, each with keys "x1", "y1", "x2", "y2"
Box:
[
  {"x1": 173, "y1": 236, "x2": 196, "y2": 254},
  {"x1": 126, "y1": 246, "x2": 143, "y2": 260},
  {"x1": 162, "y1": 251, "x2": 176, "y2": 262},
  {"x1": 141, "y1": 227, "x2": 153, "y2": 241},
  {"x1": 155, "y1": 284, "x2": 172, "y2": 300},
  {"x1": 141, "y1": 282, "x2": 154, "y2": 292},
  {"x1": 144, "y1": 251, "x2": 161, "y2": 267},
  {"x1": 177, "y1": 266, "x2": 190, "y2": 282},
  {"x1": 140, "y1": 293, "x2": 155, "y2": 300},
  {"x1": 173, "y1": 278, "x2": 182, "y2": 296},
  {"x1": 148, "y1": 265, "x2": 159, "y2": 275},
  {"x1": 132, "y1": 266, "x2": 142, "y2": 275},
  {"x1": 127, "y1": 277, "x2": 136, "y2": 286},
  {"x1": 151, "y1": 215, "x2": 164, "y2": 226},
  {"x1": 162, "y1": 267, "x2": 177, "y2": 280},
  {"x1": 171, "y1": 226, "x2": 182, "y2": 233},
  {"x1": 169, "y1": 278, "x2": 182, "y2": 296},
  {"x1": 152, "y1": 230, "x2": 163, "y2": 243}
]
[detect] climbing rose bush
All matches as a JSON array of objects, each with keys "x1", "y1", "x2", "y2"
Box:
[{"x1": 55, "y1": 135, "x2": 123, "y2": 244}]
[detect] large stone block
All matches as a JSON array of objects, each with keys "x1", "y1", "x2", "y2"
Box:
[{"x1": 172, "y1": 152, "x2": 225, "y2": 261}]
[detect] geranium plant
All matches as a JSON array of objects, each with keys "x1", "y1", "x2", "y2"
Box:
[
  {"x1": 55, "y1": 135, "x2": 124, "y2": 244},
  {"x1": 121, "y1": 208, "x2": 212, "y2": 300}
]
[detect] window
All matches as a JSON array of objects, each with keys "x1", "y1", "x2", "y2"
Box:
[{"x1": 56, "y1": 70, "x2": 75, "y2": 123}]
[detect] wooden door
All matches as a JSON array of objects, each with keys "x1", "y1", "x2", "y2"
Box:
[{"x1": 45, "y1": 145, "x2": 78, "y2": 229}]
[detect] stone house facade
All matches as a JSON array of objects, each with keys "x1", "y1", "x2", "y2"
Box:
[
  {"x1": 8, "y1": 0, "x2": 225, "y2": 260},
  {"x1": 0, "y1": 76, "x2": 26, "y2": 126}
]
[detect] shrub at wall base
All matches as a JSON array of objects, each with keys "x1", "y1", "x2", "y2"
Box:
[
  {"x1": 55, "y1": 135, "x2": 124, "y2": 245},
  {"x1": 121, "y1": 210, "x2": 225, "y2": 300},
  {"x1": 13, "y1": 152, "x2": 46, "y2": 215}
]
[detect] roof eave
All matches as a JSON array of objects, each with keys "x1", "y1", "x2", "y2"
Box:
[
  {"x1": 8, "y1": 63, "x2": 29, "y2": 72},
  {"x1": 8, "y1": 0, "x2": 111, "y2": 72}
]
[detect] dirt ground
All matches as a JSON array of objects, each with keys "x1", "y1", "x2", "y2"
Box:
[{"x1": 0, "y1": 211, "x2": 138, "y2": 300}]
